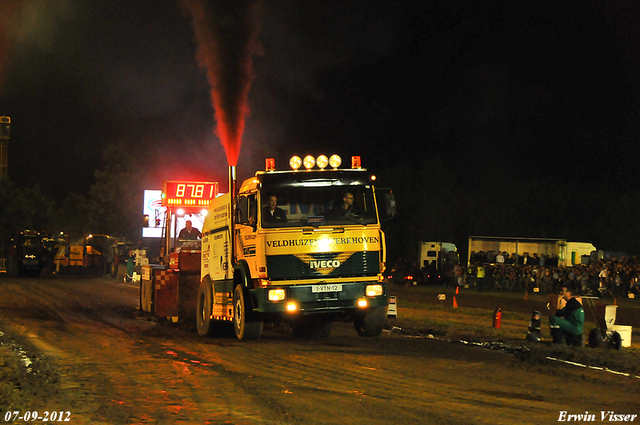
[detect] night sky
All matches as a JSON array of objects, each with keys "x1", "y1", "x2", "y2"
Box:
[{"x1": 1, "y1": 1, "x2": 640, "y2": 248}]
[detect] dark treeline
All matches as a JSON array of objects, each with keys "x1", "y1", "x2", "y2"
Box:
[
  {"x1": 379, "y1": 156, "x2": 640, "y2": 266},
  {"x1": 1, "y1": 140, "x2": 145, "y2": 248}
]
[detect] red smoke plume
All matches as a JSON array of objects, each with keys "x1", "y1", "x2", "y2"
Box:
[{"x1": 182, "y1": 0, "x2": 261, "y2": 167}]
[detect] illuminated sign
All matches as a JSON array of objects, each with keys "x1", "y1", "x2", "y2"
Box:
[{"x1": 162, "y1": 181, "x2": 218, "y2": 208}]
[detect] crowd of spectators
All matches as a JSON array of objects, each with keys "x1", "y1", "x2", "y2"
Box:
[
  {"x1": 392, "y1": 250, "x2": 640, "y2": 299},
  {"x1": 456, "y1": 251, "x2": 640, "y2": 298}
]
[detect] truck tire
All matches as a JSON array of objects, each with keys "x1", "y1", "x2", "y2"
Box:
[
  {"x1": 233, "y1": 285, "x2": 263, "y2": 340},
  {"x1": 354, "y1": 306, "x2": 386, "y2": 337},
  {"x1": 197, "y1": 279, "x2": 214, "y2": 336}
]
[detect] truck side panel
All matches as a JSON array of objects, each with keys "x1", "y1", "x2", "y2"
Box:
[{"x1": 201, "y1": 194, "x2": 232, "y2": 282}]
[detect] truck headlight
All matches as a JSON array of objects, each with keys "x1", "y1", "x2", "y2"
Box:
[
  {"x1": 366, "y1": 284, "x2": 383, "y2": 297},
  {"x1": 268, "y1": 289, "x2": 286, "y2": 301}
]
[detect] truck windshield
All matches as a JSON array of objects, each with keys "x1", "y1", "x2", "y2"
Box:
[{"x1": 259, "y1": 172, "x2": 378, "y2": 228}]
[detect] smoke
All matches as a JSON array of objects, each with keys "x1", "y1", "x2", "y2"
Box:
[
  {"x1": 0, "y1": 1, "x2": 19, "y2": 91},
  {"x1": 182, "y1": 0, "x2": 262, "y2": 167}
]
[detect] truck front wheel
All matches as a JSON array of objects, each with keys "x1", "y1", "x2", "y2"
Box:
[
  {"x1": 354, "y1": 306, "x2": 386, "y2": 337},
  {"x1": 197, "y1": 279, "x2": 214, "y2": 336},
  {"x1": 233, "y1": 285, "x2": 263, "y2": 340}
]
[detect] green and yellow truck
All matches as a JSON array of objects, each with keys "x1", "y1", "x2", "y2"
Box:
[{"x1": 197, "y1": 155, "x2": 395, "y2": 340}]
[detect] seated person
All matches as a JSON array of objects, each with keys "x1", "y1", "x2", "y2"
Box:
[
  {"x1": 262, "y1": 195, "x2": 287, "y2": 223},
  {"x1": 178, "y1": 220, "x2": 201, "y2": 240},
  {"x1": 549, "y1": 286, "x2": 584, "y2": 346},
  {"x1": 330, "y1": 192, "x2": 360, "y2": 219}
]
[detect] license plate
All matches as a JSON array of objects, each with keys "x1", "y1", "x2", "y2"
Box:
[{"x1": 312, "y1": 284, "x2": 342, "y2": 293}]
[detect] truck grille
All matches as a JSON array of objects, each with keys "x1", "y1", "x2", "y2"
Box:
[{"x1": 266, "y1": 251, "x2": 379, "y2": 280}]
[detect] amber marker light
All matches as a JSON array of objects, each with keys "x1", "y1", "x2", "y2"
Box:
[
  {"x1": 290, "y1": 155, "x2": 302, "y2": 170},
  {"x1": 357, "y1": 298, "x2": 368, "y2": 308},
  {"x1": 286, "y1": 302, "x2": 298, "y2": 312},
  {"x1": 351, "y1": 156, "x2": 362, "y2": 169}
]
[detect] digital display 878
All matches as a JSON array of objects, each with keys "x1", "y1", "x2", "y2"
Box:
[{"x1": 162, "y1": 181, "x2": 218, "y2": 207}]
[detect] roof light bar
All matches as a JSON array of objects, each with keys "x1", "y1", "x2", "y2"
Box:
[{"x1": 287, "y1": 154, "x2": 347, "y2": 170}]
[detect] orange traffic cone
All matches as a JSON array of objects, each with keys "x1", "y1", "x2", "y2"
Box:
[
  {"x1": 455, "y1": 286, "x2": 459, "y2": 295},
  {"x1": 524, "y1": 291, "x2": 528, "y2": 300},
  {"x1": 453, "y1": 296, "x2": 458, "y2": 308},
  {"x1": 614, "y1": 298, "x2": 617, "y2": 306}
]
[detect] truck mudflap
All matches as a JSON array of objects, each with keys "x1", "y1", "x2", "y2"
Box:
[{"x1": 250, "y1": 281, "x2": 388, "y2": 315}]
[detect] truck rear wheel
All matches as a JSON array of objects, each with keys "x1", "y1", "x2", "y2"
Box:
[
  {"x1": 354, "y1": 306, "x2": 386, "y2": 337},
  {"x1": 197, "y1": 279, "x2": 214, "y2": 336},
  {"x1": 233, "y1": 285, "x2": 263, "y2": 340}
]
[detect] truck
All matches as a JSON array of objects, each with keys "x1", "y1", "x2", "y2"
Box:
[
  {"x1": 6, "y1": 230, "x2": 52, "y2": 277},
  {"x1": 53, "y1": 234, "x2": 118, "y2": 275},
  {"x1": 467, "y1": 236, "x2": 596, "y2": 267},
  {"x1": 151, "y1": 155, "x2": 395, "y2": 340},
  {"x1": 417, "y1": 241, "x2": 459, "y2": 285},
  {"x1": 419, "y1": 242, "x2": 458, "y2": 271}
]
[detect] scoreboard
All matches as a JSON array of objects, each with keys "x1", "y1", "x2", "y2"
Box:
[{"x1": 162, "y1": 181, "x2": 218, "y2": 208}]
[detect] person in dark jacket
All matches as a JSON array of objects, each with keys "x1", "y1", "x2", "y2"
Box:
[
  {"x1": 549, "y1": 286, "x2": 584, "y2": 345},
  {"x1": 262, "y1": 195, "x2": 288, "y2": 223}
]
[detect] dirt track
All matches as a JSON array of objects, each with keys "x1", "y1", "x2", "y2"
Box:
[{"x1": 0, "y1": 276, "x2": 638, "y2": 424}]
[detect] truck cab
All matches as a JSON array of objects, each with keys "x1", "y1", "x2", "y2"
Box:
[{"x1": 199, "y1": 155, "x2": 395, "y2": 339}]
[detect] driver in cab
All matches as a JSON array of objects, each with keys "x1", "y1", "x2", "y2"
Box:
[
  {"x1": 331, "y1": 192, "x2": 359, "y2": 218},
  {"x1": 263, "y1": 195, "x2": 287, "y2": 223}
]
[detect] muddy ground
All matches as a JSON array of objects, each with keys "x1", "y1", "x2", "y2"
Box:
[{"x1": 0, "y1": 276, "x2": 638, "y2": 425}]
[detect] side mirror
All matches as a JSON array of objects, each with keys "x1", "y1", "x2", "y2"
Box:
[{"x1": 376, "y1": 188, "x2": 396, "y2": 222}]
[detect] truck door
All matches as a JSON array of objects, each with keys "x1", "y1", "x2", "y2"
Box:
[{"x1": 236, "y1": 193, "x2": 258, "y2": 276}]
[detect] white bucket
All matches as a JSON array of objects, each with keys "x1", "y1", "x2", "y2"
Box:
[{"x1": 611, "y1": 325, "x2": 632, "y2": 348}]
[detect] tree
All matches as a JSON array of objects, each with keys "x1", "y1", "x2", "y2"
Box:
[{"x1": 87, "y1": 139, "x2": 145, "y2": 241}]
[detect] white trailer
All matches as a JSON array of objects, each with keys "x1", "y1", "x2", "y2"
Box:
[{"x1": 467, "y1": 236, "x2": 596, "y2": 267}]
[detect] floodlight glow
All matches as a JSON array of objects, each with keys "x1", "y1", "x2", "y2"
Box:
[
  {"x1": 303, "y1": 155, "x2": 315, "y2": 169},
  {"x1": 268, "y1": 289, "x2": 286, "y2": 301},
  {"x1": 316, "y1": 155, "x2": 329, "y2": 170},
  {"x1": 290, "y1": 156, "x2": 302, "y2": 170},
  {"x1": 366, "y1": 284, "x2": 384, "y2": 297},
  {"x1": 329, "y1": 154, "x2": 342, "y2": 169}
]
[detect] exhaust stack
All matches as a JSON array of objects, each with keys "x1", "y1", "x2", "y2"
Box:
[{"x1": 229, "y1": 165, "x2": 236, "y2": 265}]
